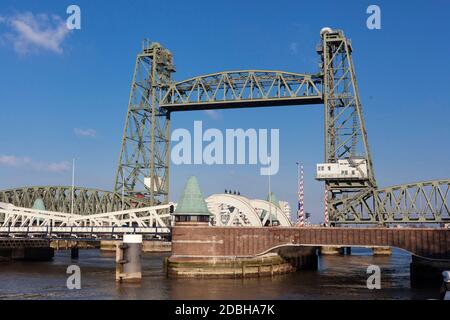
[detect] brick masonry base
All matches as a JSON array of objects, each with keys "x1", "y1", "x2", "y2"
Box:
[{"x1": 167, "y1": 246, "x2": 318, "y2": 278}]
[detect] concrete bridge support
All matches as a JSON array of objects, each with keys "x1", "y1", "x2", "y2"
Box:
[
  {"x1": 319, "y1": 246, "x2": 344, "y2": 255},
  {"x1": 115, "y1": 234, "x2": 143, "y2": 282},
  {"x1": 168, "y1": 247, "x2": 318, "y2": 278},
  {"x1": 101, "y1": 240, "x2": 171, "y2": 252},
  {"x1": 71, "y1": 246, "x2": 79, "y2": 259},
  {"x1": 372, "y1": 246, "x2": 392, "y2": 256},
  {"x1": 168, "y1": 226, "x2": 450, "y2": 280},
  {"x1": 0, "y1": 239, "x2": 54, "y2": 261}
]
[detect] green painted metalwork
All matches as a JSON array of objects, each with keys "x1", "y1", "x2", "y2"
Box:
[
  {"x1": 319, "y1": 29, "x2": 377, "y2": 223},
  {"x1": 332, "y1": 179, "x2": 450, "y2": 224},
  {"x1": 2, "y1": 29, "x2": 444, "y2": 225},
  {"x1": 114, "y1": 41, "x2": 173, "y2": 205},
  {"x1": 174, "y1": 176, "x2": 211, "y2": 216},
  {"x1": 31, "y1": 198, "x2": 46, "y2": 211},
  {"x1": 320, "y1": 30, "x2": 375, "y2": 185},
  {"x1": 114, "y1": 28, "x2": 382, "y2": 223},
  {"x1": 161, "y1": 70, "x2": 323, "y2": 111},
  {"x1": 1, "y1": 180, "x2": 448, "y2": 224},
  {"x1": 0, "y1": 186, "x2": 146, "y2": 215}
]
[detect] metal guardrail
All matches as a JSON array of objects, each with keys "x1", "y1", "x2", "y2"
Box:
[{"x1": 0, "y1": 226, "x2": 171, "y2": 239}]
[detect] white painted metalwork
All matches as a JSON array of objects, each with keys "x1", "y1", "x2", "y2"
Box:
[
  {"x1": 249, "y1": 199, "x2": 292, "y2": 227},
  {"x1": 0, "y1": 226, "x2": 170, "y2": 237},
  {"x1": 0, "y1": 202, "x2": 173, "y2": 236},
  {"x1": 316, "y1": 159, "x2": 368, "y2": 180},
  {"x1": 205, "y1": 194, "x2": 292, "y2": 227},
  {"x1": 206, "y1": 194, "x2": 262, "y2": 227},
  {"x1": 0, "y1": 191, "x2": 294, "y2": 237}
]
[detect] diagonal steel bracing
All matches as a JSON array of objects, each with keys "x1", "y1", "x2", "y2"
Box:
[
  {"x1": 331, "y1": 180, "x2": 450, "y2": 224},
  {"x1": 161, "y1": 70, "x2": 323, "y2": 111},
  {"x1": 114, "y1": 41, "x2": 173, "y2": 205},
  {"x1": 1, "y1": 29, "x2": 446, "y2": 226},
  {"x1": 0, "y1": 202, "x2": 172, "y2": 238}
]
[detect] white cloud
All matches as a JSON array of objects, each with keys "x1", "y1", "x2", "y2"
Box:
[
  {"x1": 0, "y1": 12, "x2": 70, "y2": 54},
  {"x1": 74, "y1": 128, "x2": 97, "y2": 138},
  {"x1": 45, "y1": 162, "x2": 71, "y2": 173},
  {"x1": 0, "y1": 155, "x2": 70, "y2": 173},
  {"x1": 203, "y1": 109, "x2": 221, "y2": 120}
]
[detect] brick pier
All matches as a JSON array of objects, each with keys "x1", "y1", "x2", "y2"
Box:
[{"x1": 168, "y1": 226, "x2": 450, "y2": 279}]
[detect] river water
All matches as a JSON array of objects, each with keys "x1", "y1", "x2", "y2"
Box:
[{"x1": 0, "y1": 248, "x2": 439, "y2": 300}]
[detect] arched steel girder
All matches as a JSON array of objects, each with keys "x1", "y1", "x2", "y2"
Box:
[
  {"x1": 332, "y1": 179, "x2": 450, "y2": 224},
  {"x1": 0, "y1": 186, "x2": 148, "y2": 216},
  {"x1": 160, "y1": 70, "x2": 323, "y2": 111},
  {"x1": 249, "y1": 199, "x2": 292, "y2": 227},
  {"x1": 206, "y1": 194, "x2": 263, "y2": 227}
]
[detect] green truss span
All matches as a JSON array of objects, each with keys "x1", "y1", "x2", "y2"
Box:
[
  {"x1": 331, "y1": 179, "x2": 450, "y2": 224},
  {"x1": 1, "y1": 30, "x2": 448, "y2": 225},
  {"x1": 113, "y1": 29, "x2": 378, "y2": 222},
  {"x1": 0, "y1": 186, "x2": 148, "y2": 216},
  {"x1": 0, "y1": 180, "x2": 449, "y2": 224},
  {"x1": 160, "y1": 70, "x2": 323, "y2": 111}
]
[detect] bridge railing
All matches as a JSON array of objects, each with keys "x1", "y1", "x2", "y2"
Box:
[
  {"x1": 0, "y1": 202, "x2": 174, "y2": 231},
  {"x1": 0, "y1": 226, "x2": 171, "y2": 238}
]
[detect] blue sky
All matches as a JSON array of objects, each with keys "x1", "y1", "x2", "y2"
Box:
[{"x1": 0, "y1": 1, "x2": 449, "y2": 223}]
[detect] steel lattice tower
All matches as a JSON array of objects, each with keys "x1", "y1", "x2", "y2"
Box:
[
  {"x1": 318, "y1": 29, "x2": 377, "y2": 223},
  {"x1": 114, "y1": 41, "x2": 174, "y2": 205},
  {"x1": 114, "y1": 30, "x2": 379, "y2": 222}
]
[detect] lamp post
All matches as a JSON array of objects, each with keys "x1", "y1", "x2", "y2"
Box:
[
  {"x1": 268, "y1": 155, "x2": 272, "y2": 226},
  {"x1": 70, "y1": 158, "x2": 76, "y2": 226}
]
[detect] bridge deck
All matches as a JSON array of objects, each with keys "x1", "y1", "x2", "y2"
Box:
[
  {"x1": 171, "y1": 226, "x2": 450, "y2": 260},
  {"x1": 0, "y1": 238, "x2": 50, "y2": 249},
  {"x1": 0, "y1": 226, "x2": 171, "y2": 239}
]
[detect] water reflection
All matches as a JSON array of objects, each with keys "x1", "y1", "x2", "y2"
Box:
[{"x1": 0, "y1": 248, "x2": 438, "y2": 300}]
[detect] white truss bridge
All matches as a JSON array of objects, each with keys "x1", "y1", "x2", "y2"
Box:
[
  {"x1": 0, "y1": 192, "x2": 296, "y2": 240},
  {"x1": 0, "y1": 202, "x2": 173, "y2": 238}
]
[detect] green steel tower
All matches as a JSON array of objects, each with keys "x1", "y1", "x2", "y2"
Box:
[
  {"x1": 114, "y1": 41, "x2": 175, "y2": 205},
  {"x1": 318, "y1": 28, "x2": 377, "y2": 223}
]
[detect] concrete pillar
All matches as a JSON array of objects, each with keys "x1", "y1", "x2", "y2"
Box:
[
  {"x1": 372, "y1": 246, "x2": 392, "y2": 256},
  {"x1": 116, "y1": 234, "x2": 142, "y2": 282},
  {"x1": 0, "y1": 249, "x2": 12, "y2": 262},
  {"x1": 100, "y1": 240, "x2": 119, "y2": 252},
  {"x1": 71, "y1": 247, "x2": 79, "y2": 259},
  {"x1": 319, "y1": 246, "x2": 344, "y2": 255},
  {"x1": 103, "y1": 240, "x2": 172, "y2": 253},
  {"x1": 277, "y1": 247, "x2": 318, "y2": 271},
  {"x1": 11, "y1": 247, "x2": 54, "y2": 261}
]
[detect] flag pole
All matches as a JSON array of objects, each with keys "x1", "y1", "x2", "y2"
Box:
[{"x1": 297, "y1": 162, "x2": 305, "y2": 227}]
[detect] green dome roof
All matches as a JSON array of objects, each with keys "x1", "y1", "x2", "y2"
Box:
[
  {"x1": 174, "y1": 176, "x2": 212, "y2": 216},
  {"x1": 32, "y1": 198, "x2": 46, "y2": 211},
  {"x1": 266, "y1": 192, "x2": 280, "y2": 208}
]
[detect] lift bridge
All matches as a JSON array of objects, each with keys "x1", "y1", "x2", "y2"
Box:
[{"x1": 1, "y1": 28, "x2": 449, "y2": 234}]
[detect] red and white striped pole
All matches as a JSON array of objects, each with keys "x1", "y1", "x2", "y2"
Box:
[
  {"x1": 324, "y1": 186, "x2": 329, "y2": 227},
  {"x1": 297, "y1": 163, "x2": 305, "y2": 227}
]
